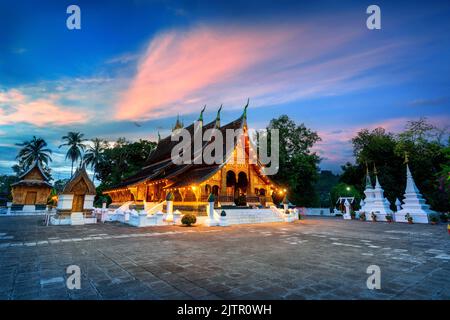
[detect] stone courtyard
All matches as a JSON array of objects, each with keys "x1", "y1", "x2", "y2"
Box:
[{"x1": 0, "y1": 216, "x2": 449, "y2": 300}]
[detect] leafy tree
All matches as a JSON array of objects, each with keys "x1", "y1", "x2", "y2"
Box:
[
  {"x1": 53, "y1": 179, "x2": 70, "y2": 193},
  {"x1": 394, "y1": 119, "x2": 449, "y2": 211},
  {"x1": 340, "y1": 118, "x2": 449, "y2": 212},
  {"x1": 83, "y1": 138, "x2": 107, "y2": 183},
  {"x1": 96, "y1": 138, "x2": 157, "y2": 188},
  {"x1": 59, "y1": 132, "x2": 87, "y2": 176},
  {"x1": 15, "y1": 136, "x2": 52, "y2": 173},
  {"x1": 330, "y1": 183, "x2": 362, "y2": 211},
  {"x1": 265, "y1": 115, "x2": 321, "y2": 207},
  {"x1": 315, "y1": 170, "x2": 340, "y2": 208},
  {"x1": 0, "y1": 175, "x2": 18, "y2": 202}
]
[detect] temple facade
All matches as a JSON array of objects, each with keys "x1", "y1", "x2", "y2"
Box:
[
  {"x1": 103, "y1": 104, "x2": 280, "y2": 214},
  {"x1": 8, "y1": 161, "x2": 52, "y2": 214},
  {"x1": 57, "y1": 165, "x2": 96, "y2": 216}
]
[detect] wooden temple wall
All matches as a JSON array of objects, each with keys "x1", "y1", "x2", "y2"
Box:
[{"x1": 12, "y1": 185, "x2": 51, "y2": 205}]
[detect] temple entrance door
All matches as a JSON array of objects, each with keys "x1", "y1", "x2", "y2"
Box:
[
  {"x1": 237, "y1": 172, "x2": 248, "y2": 195},
  {"x1": 212, "y1": 185, "x2": 220, "y2": 205},
  {"x1": 72, "y1": 194, "x2": 85, "y2": 212},
  {"x1": 25, "y1": 192, "x2": 37, "y2": 205}
]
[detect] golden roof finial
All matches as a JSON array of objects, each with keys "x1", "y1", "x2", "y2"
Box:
[{"x1": 404, "y1": 152, "x2": 409, "y2": 164}]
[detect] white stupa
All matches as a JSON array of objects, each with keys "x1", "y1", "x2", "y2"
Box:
[
  {"x1": 360, "y1": 166, "x2": 375, "y2": 213},
  {"x1": 368, "y1": 165, "x2": 393, "y2": 221},
  {"x1": 394, "y1": 158, "x2": 436, "y2": 224}
]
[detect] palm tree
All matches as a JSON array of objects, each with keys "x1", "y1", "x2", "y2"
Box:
[
  {"x1": 59, "y1": 132, "x2": 87, "y2": 176},
  {"x1": 83, "y1": 138, "x2": 107, "y2": 183},
  {"x1": 15, "y1": 136, "x2": 52, "y2": 172}
]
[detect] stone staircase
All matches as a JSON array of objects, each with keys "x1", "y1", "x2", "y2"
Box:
[{"x1": 220, "y1": 207, "x2": 284, "y2": 225}]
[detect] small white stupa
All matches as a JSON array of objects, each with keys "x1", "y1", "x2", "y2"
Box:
[
  {"x1": 368, "y1": 165, "x2": 393, "y2": 221},
  {"x1": 360, "y1": 166, "x2": 375, "y2": 213},
  {"x1": 394, "y1": 155, "x2": 436, "y2": 223}
]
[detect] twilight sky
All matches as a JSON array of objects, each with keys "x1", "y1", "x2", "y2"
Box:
[{"x1": 0, "y1": 0, "x2": 449, "y2": 179}]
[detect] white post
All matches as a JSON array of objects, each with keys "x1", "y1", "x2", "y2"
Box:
[
  {"x1": 167, "y1": 200, "x2": 173, "y2": 215},
  {"x1": 204, "y1": 193, "x2": 217, "y2": 226},
  {"x1": 219, "y1": 210, "x2": 228, "y2": 227},
  {"x1": 173, "y1": 210, "x2": 181, "y2": 225}
]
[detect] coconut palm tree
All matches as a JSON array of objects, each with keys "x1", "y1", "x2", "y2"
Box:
[
  {"x1": 59, "y1": 132, "x2": 87, "y2": 176},
  {"x1": 83, "y1": 138, "x2": 107, "y2": 183},
  {"x1": 15, "y1": 136, "x2": 52, "y2": 172}
]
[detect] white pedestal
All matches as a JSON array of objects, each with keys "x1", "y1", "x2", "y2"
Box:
[
  {"x1": 394, "y1": 211, "x2": 429, "y2": 224},
  {"x1": 173, "y1": 210, "x2": 181, "y2": 225},
  {"x1": 219, "y1": 216, "x2": 229, "y2": 227},
  {"x1": 71, "y1": 212, "x2": 84, "y2": 225}
]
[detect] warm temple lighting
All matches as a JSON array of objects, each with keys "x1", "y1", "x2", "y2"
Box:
[
  {"x1": 278, "y1": 191, "x2": 282, "y2": 195},
  {"x1": 283, "y1": 189, "x2": 287, "y2": 192},
  {"x1": 191, "y1": 186, "x2": 197, "y2": 191}
]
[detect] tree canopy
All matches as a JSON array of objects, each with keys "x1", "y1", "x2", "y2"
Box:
[
  {"x1": 340, "y1": 118, "x2": 449, "y2": 212},
  {"x1": 265, "y1": 115, "x2": 321, "y2": 207}
]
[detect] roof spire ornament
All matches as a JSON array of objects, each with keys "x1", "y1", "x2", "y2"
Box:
[
  {"x1": 198, "y1": 105, "x2": 206, "y2": 122},
  {"x1": 404, "y1": 151, "x2": 409, "y2": 164},
  {"x1": 215, "y1": 104, "x2": 222, "y2": 128},
  {"x1": 242, "y1": 98, "x2": 249, "y2": 120},
  {"x1": 157, "y1": 131, "x2": 161, "y2": 142},
  {"x1": 365, "y1": 162, "x2": 372, "y2": 188},
  {"x1": 172, "y1": 114, "x2": 183, "y2": 131},
  {"x1": 373, "y1": 163, "x2": 381, "y2": 189}
]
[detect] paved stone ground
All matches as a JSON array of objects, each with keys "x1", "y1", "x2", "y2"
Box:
[{"x1": 0, "y1": 215, "x2": 449, "y2": 300}]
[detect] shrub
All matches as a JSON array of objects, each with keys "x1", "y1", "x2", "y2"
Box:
[
  {"x1": 440, "y1": 213, "x2": 449, "y2": 222},
  {"x1": 405, "y1": 213, "x2": 413, "y2": 223},
  {"x1": 429, "y1": 214, "x2": 439, "y2": 224},
  {"x1": 359, "y1": 212, "x2": 366, "y2": 221},
  {"x1": 236, "y1": 195, "x2": 247, "y2": 206},
  {"x1": 386, "y1": 214, "x2": 393, "y2": 222},
  {"x1": 181, "y1": 213, "x2": 196, "y2": 226}
]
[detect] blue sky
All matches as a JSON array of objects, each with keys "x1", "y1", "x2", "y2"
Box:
[{"x1": 0, "y1": 0, "x2": 449, "y2": 179}]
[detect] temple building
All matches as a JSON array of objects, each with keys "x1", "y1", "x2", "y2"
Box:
[
  {"x1": 56, "y1": 165, "x2": 96, "y2": 216},
  {"x1": 103, "y1": 103, "x2": 280, "y2": 215},
  {"x1": 8, "y1": 161, "x2": 52, "y2": 214}
]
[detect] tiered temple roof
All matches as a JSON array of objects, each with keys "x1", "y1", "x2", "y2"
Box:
[
  {"x1": 11, "y1": 160, "x2": 52, "y2": 188},
  {"x1": 105, "y1": 102, "x2": 273, "y2": 193}
]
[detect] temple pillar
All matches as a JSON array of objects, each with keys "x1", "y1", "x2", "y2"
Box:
[{"x1": 220, "y1": 168, "x2": 227, "y2": 195}]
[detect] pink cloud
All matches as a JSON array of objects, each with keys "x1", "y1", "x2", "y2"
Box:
[
  {"x1": 0, "y1": 89, "x2": 86, "y2": 127},
  {"x1": 115, "y1": 23, "x2": 390, "y2": 121}
]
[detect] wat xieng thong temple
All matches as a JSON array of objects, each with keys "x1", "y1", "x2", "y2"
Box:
[{"x1": 103, "y1": 102, "x2": 285, "y2": 215}]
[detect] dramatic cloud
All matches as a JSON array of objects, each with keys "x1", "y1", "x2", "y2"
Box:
[
  {"x1": 0, "y1": 88, "x2": 86, "y2": 126},
  {"x1": 116, "y1": 23, "x2": 404, "y2": 121}
]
